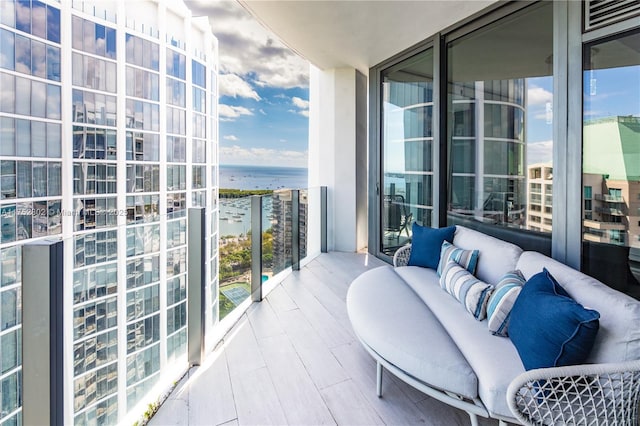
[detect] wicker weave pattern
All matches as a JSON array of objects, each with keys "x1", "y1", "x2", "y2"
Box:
[
  {"x1": 393, "y1": 245, "x2": 412, "y2": 267},
  {"x1": 507, "y1": 360, "x2": 640, "y2": 425}
]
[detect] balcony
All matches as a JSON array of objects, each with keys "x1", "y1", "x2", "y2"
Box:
[
  {"x1": 583, "y1": 219, "x2": 626, "y2": 231},
  {"x1": 595, "y1": 194, "x2": 625, "y2": 203},
  {"x1": 595, "y1": 206, "x2": 625, "y2": 216},
  {"x1": 150, "y1": 252, "x2": 500, "y2": 426}
]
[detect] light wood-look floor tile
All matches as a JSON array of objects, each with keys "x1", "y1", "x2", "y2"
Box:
[{"x1": 151, "y1": 253, "x2": 503, "y2": 426}]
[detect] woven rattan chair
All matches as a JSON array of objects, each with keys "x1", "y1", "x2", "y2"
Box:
[{"x1": 507, "y1": 360, "x2": 640, "y2": 425}]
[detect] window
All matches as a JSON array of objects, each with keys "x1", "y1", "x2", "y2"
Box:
[
  {"x1": 582, "y1": 29, "x2": 640, "y2": 294},
  {"x1": 125, "y1": 34, "x2": 159, "y2": 71},
  {"x1": 379, "y1": 49, "x2": 434, "y2": 254},
  {"x1": 166, "y1": 48, "x2": 185, "y2": 80},
  {"x1": 447, "y1": 3, "x2": 553, "y2": 236},
  {"x1": 192, "y1": 60, "x2": 206, "y2": 88}
]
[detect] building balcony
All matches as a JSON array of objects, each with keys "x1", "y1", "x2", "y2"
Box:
[
  {"x1": 595, "y1": 194, "x2": 625, "y2": 203},
  {"x1": 583, "y1": 219, "x2": 627, "y2": 231},
  {"x1": 595, "y1": 207, "x2": 625, "y2": 216}
]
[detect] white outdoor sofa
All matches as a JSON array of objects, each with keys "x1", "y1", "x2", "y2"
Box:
[{"x1": 346, "y1": 226, "x2": 640, "y2": 425}]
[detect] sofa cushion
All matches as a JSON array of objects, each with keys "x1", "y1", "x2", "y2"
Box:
[
  {"x1": 439, "y1": 260, "x2": 493, "y2": 320},
  {"x1": 452, "y1": 226, "x2": 523, "y2": 285},
  {"x1": 396, "y1": 266, "x2": 524, "y2": 419},
  {"x1": 407, "y1": 224, "x2": 455, "y2": 269},
  {"x1": 486, "y1": 270, "x2": 526, "y2": 336},
  {"x1": 347, "y1": 265, "x2": 478, "y2": 399},
  {"x1": 516, "y1": 251, "x2": 640, "y2": 365},
  {"x1": 436, "y1": 241, "x2": 479, "y2": 276},
  {"x1": 509, "y1": 268, "x2": 600, "y2": 370}
]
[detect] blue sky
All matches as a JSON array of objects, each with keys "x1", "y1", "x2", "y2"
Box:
[{"x1": 188, "y1": 1, "x2": 310, "y2": 168}]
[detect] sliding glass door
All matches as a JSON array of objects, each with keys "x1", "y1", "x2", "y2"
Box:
[
  {"x1": 582, "y1": 30, "x2": 640, "y2": 296},
  {"x1": 446, "y1": 2, "x2": 554, "y2": 249},
  {"x1": 380, "y1": 50, "x2": 434, "y2": 255}
]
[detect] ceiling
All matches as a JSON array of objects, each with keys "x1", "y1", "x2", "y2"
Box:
[{"x1": 235, "y1": 0, "x2": 498, "y2": 73}]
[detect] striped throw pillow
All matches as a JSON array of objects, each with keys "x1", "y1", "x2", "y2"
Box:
[
  {"x1": 486, "y1": 270, "x2": 526, "y2": 336},
  {"x1": 439, "y1": 260, "x2": 494, "y2": 320},
  {"x1": 436, "y1": 241, "x2": 479, "y2": 276}
]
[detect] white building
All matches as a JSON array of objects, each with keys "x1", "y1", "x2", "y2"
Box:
[{"x1": 0, "y1": 0, "x2": 218, "y2": 423}]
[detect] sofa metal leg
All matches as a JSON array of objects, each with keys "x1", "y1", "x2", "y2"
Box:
[
  {"x1": 376, "y1": 362, "x2": 383, "y2": 397},
  {"x1": 468, "y1": 412, "x2": 479, "y2": 426}
]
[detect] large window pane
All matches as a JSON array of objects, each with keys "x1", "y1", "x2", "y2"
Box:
[
  {"x1": 380, "y1": 49, "x2": 434, "y2": 254},
  {"x1": 447, "y1": 3, "x2": 553, "y2": 239},
  {"x1": 583, "y1": 30, "x2": 640, "y2": 298}
]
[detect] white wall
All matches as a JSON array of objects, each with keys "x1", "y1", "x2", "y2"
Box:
[{"x1": 309, "y1": 66, "x2": 368, "y2": 252}]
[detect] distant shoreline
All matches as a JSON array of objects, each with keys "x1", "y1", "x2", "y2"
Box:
[
  {"x1": 219, "y1": 164, "x2": 308, "y2": 171},
  {"x1": 219, "y1": 189, "x2": 273, "y2": 198}
]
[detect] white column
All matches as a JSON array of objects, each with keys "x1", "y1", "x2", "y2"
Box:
[{"x1": 309, "y1": 67, "x2": 368, "y2": 253}]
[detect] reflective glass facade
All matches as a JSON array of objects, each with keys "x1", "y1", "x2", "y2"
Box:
[
  {"x1": 0, "y1": 0, "x2": 218, "y2": 424},
  {"x1": 0, "y1": 1, "x2": 62, "y2": 423},
  {"x1": 582, "y1": 30, "x2": 640, "y2": 296},
  {"x1": 381, "y1": 50, "x2": 434, "y2": 254},
  {"x1": 373, "y1": 1, "x2": 639, "y2": 299}
]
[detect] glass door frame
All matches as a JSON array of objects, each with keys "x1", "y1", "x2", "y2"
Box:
[{"x1": 369, "y1": 38, "x2": 438, "y2": 262}]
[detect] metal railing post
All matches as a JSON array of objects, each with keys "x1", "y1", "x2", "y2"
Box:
[
  {"x1": 188, "y1": 207, "x2": 206, "y2": 366},
  {"x1": 251, "y1": 195, "x2": 263, "y2": 302},
  {"x1": 22, "y1": 239, "x2": 64, "y2": 426},
  {"x1": 321, "y1": 186, "x2": 328, "y2": 253},
  {"x1": 292, "y1": 190, "x2": 300, "y2": 270}
]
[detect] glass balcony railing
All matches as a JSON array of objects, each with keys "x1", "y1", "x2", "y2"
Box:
[
  {"x1": 219, "y1": 186, "x2": 324, "y2": 320},
  {"x1": 17, "y1": 186, "x2": 325, "y2": 425},
  {"x1": 595, "y1": 193, "x2": 625, "y2": 203}
]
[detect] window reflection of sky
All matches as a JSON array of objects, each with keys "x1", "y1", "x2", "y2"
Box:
[
  {"x1": 526, "y1": 76, "x2": 554, "y2": 165},
  {"x1": 584, "y1": 65, "x2": 640, "y2": 119}
]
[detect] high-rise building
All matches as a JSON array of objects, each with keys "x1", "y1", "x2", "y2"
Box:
[
  {"x1": 0, "y1": 0, "x2": 218, "y2": 423},
  {"x1": 271, "y1": 190, "x2": 307, "y2": 273},
  {"x1": 583, "y1": 116, "x2": 640, "y2": 248},
  {"x1": 527, "y1": 163, "x2": 553, "y2": 233},
  {"x1": 449, "y1": 79, "x2": 527, "y2": 227}
]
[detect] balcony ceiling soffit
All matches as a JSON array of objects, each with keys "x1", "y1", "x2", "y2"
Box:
[{"x1": 232, "y1": 0, "x2": 497, "y2": 73}]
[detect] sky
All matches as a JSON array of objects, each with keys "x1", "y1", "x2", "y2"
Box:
[{"x1": 186, "y1": 0, "x2": 310, "y2": 168}]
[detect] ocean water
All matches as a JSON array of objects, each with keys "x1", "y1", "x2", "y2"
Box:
[
  {"x1": 219, "y1": 165, "x2": 308, "y2": 190},
  {"x1": 218, "y1": 165, "x2": 308, "y2": 236}
]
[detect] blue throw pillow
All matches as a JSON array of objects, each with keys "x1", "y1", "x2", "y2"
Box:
[
  {"x1": 407, "y1": 224, "x2": 456, "y2": 269},
  {"x1": 509, "y1": 268, "x2": 600, "y2": 371}
]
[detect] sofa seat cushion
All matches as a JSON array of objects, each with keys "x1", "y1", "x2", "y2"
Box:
[
  {"x1": 396, "y1": 266, "x2": 524, "y2": 419},
  {"x1": 347, "y1": 265, "x2": 478, "y2": 399},
  {"x1": 452, "y1": 226, "x2": 523, "y2": 285},
  {"x1": 517, "y1": 251, "x2": 640, "y2": 365}
]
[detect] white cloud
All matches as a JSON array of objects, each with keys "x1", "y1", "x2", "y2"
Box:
[
  {"x1": 259, "y1": 109, "x2": 267, "y2": 115},
  {"x1": 290, "y1": 96, "x2": 310, "y2": 117},
  {"x1": 291, "y1": 97, "x2": 309, "y2": 109},
  {"x1": 218, "y1": 104, "x2": 253, "y2": 121},
  {"x1": 527, "y1": 87, "x2": 553, "y2": 106},
  {"x1": 187, "y1": 0, "x2": 309, "y2": 89},
  {"x1": 527, "y1": 140, "x2": 553, "y2": 165},
  {"x1": 219, "y1": 73, "x2": 261, "y2": 101},
  {"x1": 223, "y1": 135, "x2": 239, "y2": 141},
  {"x1": 220, "y1": 145, "x2": 308, "y2": 168}
]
